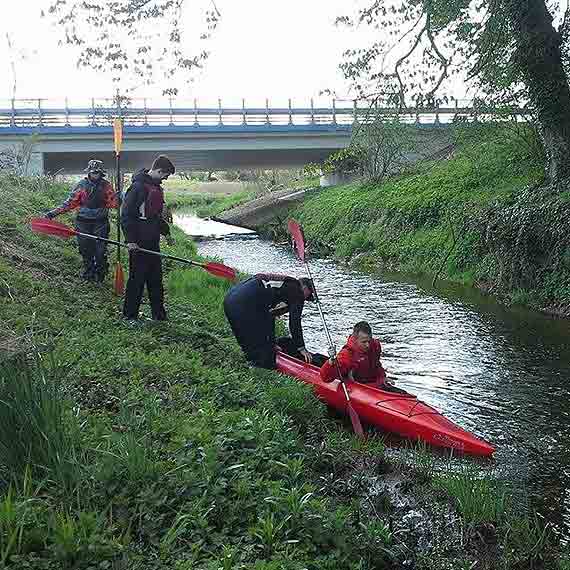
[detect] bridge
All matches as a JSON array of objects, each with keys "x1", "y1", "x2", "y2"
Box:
[{"x1": 0, "y1": 97, "x2": 522, "y2": 174}]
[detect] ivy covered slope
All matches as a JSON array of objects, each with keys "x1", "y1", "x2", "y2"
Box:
[
  {"x1": 0, "y1": 175, "x2": 390, "y2": 569},
  {"x1": 292, "y1": 125, "x2": 570, "y2": 315}
]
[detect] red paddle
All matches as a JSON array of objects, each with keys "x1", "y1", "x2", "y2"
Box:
[
  {"x1": 31, "y1": 218, "x2": 238, "y2": 282},
  {"x1": 287, "y1": 219, "x2": 364, "y2": 438}
]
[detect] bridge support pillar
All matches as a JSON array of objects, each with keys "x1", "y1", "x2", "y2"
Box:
[
  {"x1": 320, "y1": 172, "x2": 357, "y2": 187},
  {"x1": 0, "y1": 141, "x2": 44, "y2": 175},
  {"x1": 27, "y1": 152, "x2": 45, "y2": 175}
]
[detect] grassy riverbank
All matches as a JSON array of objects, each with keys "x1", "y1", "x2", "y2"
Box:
[
  {"x1": 0, "y1": 174, "x2": 566, "y2": 568},
  {"x1": 277, "y1": 125, "x2": 570, "y2": 316},
  {"x1": 163, "y1": 174, "x2": 320, "y2": 219},
  {"x1": 165, "y1": 188, "x2": 256, "y2": 218}
]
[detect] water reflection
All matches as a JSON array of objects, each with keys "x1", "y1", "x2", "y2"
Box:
[
  {"x1": 173, "y1": 212, "x2": 256, "y2": 239},
  {"x1": 175, "y1": 214, "x2": 570, "y2": 537}
]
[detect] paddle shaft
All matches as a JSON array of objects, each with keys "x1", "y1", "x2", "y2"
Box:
[
  {"x1": 116, "y1": 152, "x2": 122, "y2": 263},
  {"x1": 73, "y1": 230, "x2": 208, "y2": 269},
  {"x1": 303, "y1": 262, "x2": 353, "y2": 404}
]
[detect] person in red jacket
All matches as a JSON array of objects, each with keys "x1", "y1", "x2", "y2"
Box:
[
  {"x1": 320, "y1": 321, "x2": 388, "y2": 388},
  {"x1": 45, "y1": 159, "x2": 118, "y2": 282}
]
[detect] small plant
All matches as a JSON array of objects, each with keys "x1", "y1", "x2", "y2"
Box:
[
  {"x1": 49, "y1": 510, "x2": 120, "y2": 566},
  {"x1": 559, "y1": 553, "x2": 570, "y2": 570},
  {"x1": 250, "y1": 513, "x2": 288, "y2": 555},
  {"x1": 503, "y1": 514, "x2": 555, "y2": 567},
  {"x1": 273, "y1": 457, "x2": 305, "y2": 487},
  {"x1": 217, "y1": 544, "x2": 240, "y2": 570},
  {"x1": 436, "y1": 466, "x2": 507, "y2": 526},
  {"x1": 360, "y1": 519, "x2": 399, "y2": 562},
  {"x1": 281, "y1": 487, "x2": 314, "y2": 522},
  {"x1": 363, "y1": 519, "x2": 393, "y2": 544},
  {"x1": 0, "y1": 487, "x2": 26, "y2": 564},
  {"x1": 118, "y1": 433, "x2": 156, "y2": 481},
  {"x1": 0, "y1": 466, "x2": 49, "y2": 563},
  {"x1": 160, "y1": 512, "x2": 192, "y2": 555}
]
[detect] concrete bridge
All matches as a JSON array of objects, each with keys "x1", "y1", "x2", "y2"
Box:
[{"x1": 0, "y1": 97, "x2": 525, "y2": 174}]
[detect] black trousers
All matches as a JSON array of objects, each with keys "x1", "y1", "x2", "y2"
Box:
[
  {"x1": 75, "y1": 218, "x2": 110, "y2": 279},
  {"x1": 123, "y1": 249, "x2": 166, "y2": 320},
  {"x1": 276, "y1": 336, "x2": 327, "y2": 367},
  {"x1": 224, "y1": 278, "x2": 276, "y2": 369}
]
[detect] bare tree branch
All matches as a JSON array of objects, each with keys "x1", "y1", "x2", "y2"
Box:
[
  {"x1": 210, "y1": 0, "x2": 221, "y2": 18},
  {"x1": 46, "y1": 0, "x2": 220, "y2": 93},
  {"x1": 5, "y1": 33, "x2": 17, "y2": 100},
  {"x1": 380, "y1": 12, "x2": 425, "y2": 76},
  {"x1": 394, "y1": 20, "x2": 428, "y2": 107},
  {"x1": 425, "y1": 14, "x2": 450, "y2": 98},
  {"x1": 560, "y1": 0, "x2": 570, "y2": 38}
]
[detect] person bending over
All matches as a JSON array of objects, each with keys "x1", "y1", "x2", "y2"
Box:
[{"x1": 223, "y1": 273, "x2": 316, "y2": 369}]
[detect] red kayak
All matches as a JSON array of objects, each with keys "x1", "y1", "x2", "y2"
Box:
[{"x1": 276, "y1": 351, "x2": 495, "y2": 457}]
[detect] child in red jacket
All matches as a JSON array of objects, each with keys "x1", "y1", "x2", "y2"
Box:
[{"x1": 320, "y1": 321, "x2": 388, "y2": 388}]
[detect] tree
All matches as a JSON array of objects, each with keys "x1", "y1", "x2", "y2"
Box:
[
  {"x1": 351, "y1": 116, "x2": 417, "y2": 181},
  {"x1": 338, "y1": 0, "x2": 570, "y2": 184},
  {"x1": 45, "y1": 0, "x2": 221, "y2": 95}
]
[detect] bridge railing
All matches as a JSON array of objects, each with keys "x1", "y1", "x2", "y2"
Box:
[{"x1": 0, "y1": 97, "x2": 532, "y2": 130}]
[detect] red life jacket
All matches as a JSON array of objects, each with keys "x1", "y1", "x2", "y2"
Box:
[{"x1": 320, "y1": 334, "x2": 386, "y2": 385}]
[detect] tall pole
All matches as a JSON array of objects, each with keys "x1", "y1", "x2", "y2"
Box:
[
  {"x1": 113, "y1": 89, "x2": 125, "y2": 295},
  {"x1": 114, "y1": 91, "x2": 123, "y2": 261}
]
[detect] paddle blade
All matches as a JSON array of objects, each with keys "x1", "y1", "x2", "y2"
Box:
[
  {"x1": 347, "y1": 403, "x2": 365, "y2": 438},
  {"x1": 31, "y1": 218, "x2": 76, "y2": 240},
  {"x1": 113, "y1": 262, "x2": 125, "y2": 296},
  {"x1": 113, "y1": 118, "x2": 123, "y2": 154},
  {"x1": 287, "y1": 219, "x2": 305, "y2": 262},
  {"x1": 203, "y1": 261, "x2": 238, "y2": 281}
]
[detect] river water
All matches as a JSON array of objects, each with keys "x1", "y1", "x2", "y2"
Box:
[{"x1": 175, "y1": 212, "x2": 570, "y2": 539}]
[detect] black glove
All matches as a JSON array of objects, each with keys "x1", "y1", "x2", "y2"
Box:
[{"x1": 44, "y1": 211, "x2": 56, "y2": 220}]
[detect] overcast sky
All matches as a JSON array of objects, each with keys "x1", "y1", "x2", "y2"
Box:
[
  {"x1": 1, "y1": 0, "x2": 380, "y2": 107},
  {"x1": 6, "y1": 0, "x2": 564, "y2": 108}
]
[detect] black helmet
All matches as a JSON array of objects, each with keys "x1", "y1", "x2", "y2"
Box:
[{"x1": 84, "y1": 159, "x2": 106, "y2": 175}]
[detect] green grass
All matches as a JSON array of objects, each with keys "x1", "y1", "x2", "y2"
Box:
[
  {"x1": 161, "y1": 177, "x2": 199, "y2": 192},
  {"x1": 287, "y1": 124, "x2": 570, "y2": 312},
  {"x1": 164, "y1": 188, "x2": 256, "y2": 217},
  {"x1": 435, "y1": 466, "x2": 507, "y2": 526},
  {"x1": 0, "y1": 173, "x2": 563, "y2": 568},
  {"x1": 0, "y1": 356, "x2": 84, "y2": 493},
  {"x1": 163, "y1": 173, "x2": 319, "y2": 218}
]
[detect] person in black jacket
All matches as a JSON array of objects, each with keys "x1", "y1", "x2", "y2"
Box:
[
  {"x1": 223, "y1": 273, "x2": 316, "y2": 369},
  {"x1": 121, "y1": 155, "x2": 175, "y2": 321}
]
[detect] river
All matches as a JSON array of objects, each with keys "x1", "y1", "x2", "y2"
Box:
[{"x1": 175, "y1": 212, "x2": 570, "y2": 540}]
